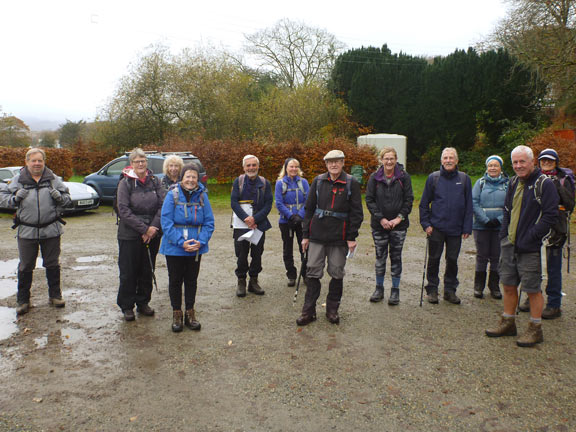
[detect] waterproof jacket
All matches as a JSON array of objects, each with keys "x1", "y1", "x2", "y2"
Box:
[
  {"x1": 161, "y1": 175, "x2": 178, "y2": 191},
  {"x1": 303, "y1": 171, "x2": 363, "y2": 245},
  {"x1": 419, "y1": 166, "x2": 473, "y2": 236},
  {"x1": 501, "y1": 167, "x2": 559, "y2": 254},
  {"x1": 472, "y1": 173, "x2": 509, "y2": 230},
  {"x1": 275, "y1": 175, "x2": 310, "y2": 224},
  {"x1": 160, "y1": 183, "x2": 214, "y2": 256},
  {"x1": 1, "y1": 167, "x2": 71, "y2": 240},
  {"x1": 540, "y1": 167, "x2": 574, "y2": 246},
  {"x1": 116, "y1": 167, "x2": 165, "y2": 241},
  {"x1": 230, "y1": 174, "x2": 273, "y2": 232},
  {"x1": 365, "y1": 163, "x2": 413, "y2": 232}
]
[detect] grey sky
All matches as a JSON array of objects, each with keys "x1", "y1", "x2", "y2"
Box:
[{"x1": 1, "y1": 0, "x2": 507, "y2": 125}]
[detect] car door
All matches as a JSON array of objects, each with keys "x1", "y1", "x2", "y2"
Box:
[{"x1": 100, "y1": 159, "x2": 129, "y2": 200}]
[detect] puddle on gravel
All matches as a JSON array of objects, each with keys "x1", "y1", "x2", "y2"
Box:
[
  {"x1": 71, "y1": 264, "x2": 114, "y2": 271},
  {"x1": 0, "y1": 278, "x2": 17, "y2": 300},
  {"x1": 0, "y1": 259, "x2": 19, "y2": 278},
  {"x1": 75, "y1": 255, "x2": 109, "y2": 263},
  {"x1": 0, "y1": 306, "x2": 18, "y2": 341}
]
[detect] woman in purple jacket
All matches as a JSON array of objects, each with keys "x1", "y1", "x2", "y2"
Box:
[{"x1": 116, "y1": 148, "x2": 165, "y2": 322}]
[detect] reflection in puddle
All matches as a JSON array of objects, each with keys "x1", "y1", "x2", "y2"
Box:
[
  {"x1": 0, "y1": 278, "x2": 17, "y2": 300},
  {"x1": 0, "y1": 259, "x2": 18, "y2": 278},
  {"x1": 71, "y1": 265, "x2": 113, "y2": 271},
  {"x1": 0, "y1": 307, "x2": 18, "y2": 341},
  {"x1": 76, "y1": 255, "x2": 109, "y2": 263},
  {"x1": 34, "y1": 335, "x2": 48, "y2": 349}
]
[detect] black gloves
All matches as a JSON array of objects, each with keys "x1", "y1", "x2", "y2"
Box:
[
  {"x1": 485, "y1": 219, "x2": 501, "y2": 228},
  {"x1": 289, "y1": 214, "x2": 303, "y2": 227}
]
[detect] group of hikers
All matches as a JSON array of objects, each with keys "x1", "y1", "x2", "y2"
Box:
[{"x1": 1, "y1": 144, "x2": 574, "y2": 347}]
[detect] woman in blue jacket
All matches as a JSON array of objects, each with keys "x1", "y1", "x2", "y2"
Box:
[
  {"x1": 472, "y1": 155, "x2": 508, "y2": 299},
  {"x1": 275, "y1": 158, "x2": 309, "y2": 286},
  {"x1": 160, "y1": 164, "x2": 215, "y2": 332}
]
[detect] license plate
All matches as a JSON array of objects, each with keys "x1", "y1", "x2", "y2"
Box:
[{"x1": 77, "y1": 199, "x2": 94, "y2": 206}]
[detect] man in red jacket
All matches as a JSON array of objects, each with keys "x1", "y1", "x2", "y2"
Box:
[{"x1": 297, "y1": 150, "x2": 363, "y2": 326}]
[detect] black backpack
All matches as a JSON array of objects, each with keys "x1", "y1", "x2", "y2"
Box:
[{"x1": 113, "y1": 173, "x2": 161, "y2": 224}]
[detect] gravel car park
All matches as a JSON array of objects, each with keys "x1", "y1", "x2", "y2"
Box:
[
  {"x1": 83, "y1": 151, "x2": 206, "y2": 202},
  {"x1": 0, "y1": 167, "x2": 100, "y2": 214}
]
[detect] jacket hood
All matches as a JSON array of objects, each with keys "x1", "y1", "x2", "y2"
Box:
[
  {"x1": 19, "y1": 166, "x2": 56, "y2": 185},
  {"x1": 483, "y1": 171, "x2": 509, "y2": 185},
  {"x1": 375, "y1": 163, "x2": 405, "y2": 183},
  {"x1": 122, "y1": 166, "x2": 152, "y2": 179}
]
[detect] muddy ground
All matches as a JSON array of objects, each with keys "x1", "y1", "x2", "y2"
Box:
[{"x1": 0, "y1": 206, "x2": 575, "y2": 432}]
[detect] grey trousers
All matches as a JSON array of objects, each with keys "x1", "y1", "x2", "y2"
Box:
[
  {"x1": 306, "y1": 242, "x2": 347, "y2": 280},
  {"x1": 18, "y1": 236, "x2": 61, "y2": 272}
]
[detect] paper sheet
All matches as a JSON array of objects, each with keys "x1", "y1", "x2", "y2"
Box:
[
  {"x1": 238, "y1": 228, "x2": 263, "y2": 245},
  {"x1": 232, "y1": 203, "x2": 253, "y2": 229}
]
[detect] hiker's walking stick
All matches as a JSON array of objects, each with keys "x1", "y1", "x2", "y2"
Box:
[{"x1": 420, "y1": 237, "x2": 429, "y2": 307}]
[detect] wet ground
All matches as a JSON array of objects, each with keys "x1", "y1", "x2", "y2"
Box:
[{"x1": 0, "y1": 207, "x2": 575, "y2": 431}]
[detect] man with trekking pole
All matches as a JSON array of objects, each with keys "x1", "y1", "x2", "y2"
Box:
[
  {"x1": 296, "y1": 150, "x2": 363, "y2": 326},
  {"x1": 419, "y1": 147, "x2": 473, "y2": 305},
  {"x1": 485, "y1": 145, "x2": 559, "y2": 347}
]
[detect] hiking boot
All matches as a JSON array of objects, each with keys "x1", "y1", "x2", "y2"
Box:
[
  {"x1": 485, "y1": 316, "x2": 517, "y2": 337},
  {"x1": 123, "y1": 309, "x2": 135, "y2": 321},
  {"x1": 16, "y1": 303, "x2": 29, "y2": 316},
  {"x1": 487, "y1": 271, "x2": 502, "y2": 299},
  {"x1": 518, "y1": 297, "x2": 530, "y2": 312},
  {"x1": 172, "y1": 310, "x2": 183, "y2": 333},
  {"x1": 185, "y1": 309, "x2": 201, "y2": 331},
  {"x1": 136, "y1": 304, "x2": 155, "y2": 316},
  {"x1": 427, "y1": 291, "x2": 439, "y2": 304},
  {"x1": 388, "y1": 289, "x2": 400, "y2": 305},
  {"x1": 473, "y1": 271, "x2": 486, "y2": 299},
  {"x1": 236, "y1": 278, "x2": 247, "y2": 297},
  {"x1": 248, "y1": 277, "x2": 265, "y2": 295},
  {"x1": 326, "y1": 310, "x2": 340, "y2": 324},
  {"x1": 443, "y1": 291, "x2": 461, "y2": 304},
  {"x1": 287, "y1": 279, "x2": 296, "y2": 287},
  {"x1": 296, "y1": 313, "x2": 316, "y2": 326},
  {"x1": 49, "y1": 297, "x2": 66, "y2": 308},
  {"x1": 369, "y1": 286, "x2": 384, "y2": 303},
  {"x1": 516, "y1": 322, "x2": 543, "y2": 347},
  {"x1": 542, "y1": 307, "x2": 562, "y2": 320}
]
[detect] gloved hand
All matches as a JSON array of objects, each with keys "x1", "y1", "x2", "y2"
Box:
[
  {"x1": 50, "y1": 188, "x2": 63, "y2": 202},
  {"x1": 485, "y1": 219, "x2": 501, "y2": 228},
  {"x1": 15, "y1": 188, "x2": 29, "y2": 202},
  {"x1": 289, "y1": 214, "x2": 303, "y2": 227}
]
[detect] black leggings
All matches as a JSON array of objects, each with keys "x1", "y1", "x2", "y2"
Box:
[{"x1": 166, "y1": 255, "x2": 202, "y2": 310}]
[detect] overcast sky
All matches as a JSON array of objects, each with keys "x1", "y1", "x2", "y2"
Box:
[{"x1": 1, "y1": 0, "x2": 507, "y2": 126}]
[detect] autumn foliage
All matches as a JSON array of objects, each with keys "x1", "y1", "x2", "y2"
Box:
[{"x1": 529, "y1": 129, "x2": 576, "y2": 170}]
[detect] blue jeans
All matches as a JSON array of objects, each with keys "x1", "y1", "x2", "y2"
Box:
[{"x1": 545, "y1": 246, "x2": 563, "y2": 308}]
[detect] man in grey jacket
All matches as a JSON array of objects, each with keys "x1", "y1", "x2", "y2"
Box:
[{"x1": 0, "y1": 148, "x2": 71, "y2": 315}]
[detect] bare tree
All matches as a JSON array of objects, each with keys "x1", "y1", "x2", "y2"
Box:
[
  {"x1": 244, "y1": 18, "x2": 344, "y2": 89},
  {"x1": 489, "y1": 0, "x2": 576, "y2": 104}
]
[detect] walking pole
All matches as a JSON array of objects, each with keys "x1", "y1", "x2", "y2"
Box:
[
  {"x1": 516, "y1": 289, "x2": 522, "y2": 315},
  {"x1": 293, "y1": 250, "x2": 308, "y2": 306},
  {"x1": 420, "y1": 236, "x2": 429, "y2": 307},
  {"x1": 146, "y1": 243, "x2": 159, "y2": 292}
]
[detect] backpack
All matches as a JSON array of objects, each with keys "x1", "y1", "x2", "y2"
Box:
[
  {"x1": 171, "y1": 186, "x2": 204, "y2": 217},
  {"x1": 429, "y1": 170, "x2": 469, "y2": 198},
  {"x1": 281, "y1": 178, "x2": 306, "y2": 196},
  {"x1": 315, "y1": 173, "x2": 353, "y2": 201},
  {"x1": 238, "y1": 174, "x2": 266, "y2": 195}
]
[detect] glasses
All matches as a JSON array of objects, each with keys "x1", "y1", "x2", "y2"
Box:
[
  {"x1": 326, "y1": 160, "x2": 343, "y2": 165},
  {"x1": 133, "y1": 160, "x2": 147, "y2": 165}
]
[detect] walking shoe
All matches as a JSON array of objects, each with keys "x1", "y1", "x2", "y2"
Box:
[
  {"x1": 369, "y1": 286, "x2": 384, "y2": 303},
  {"x1": 16, "y1": 303, "x2": 30, "y2": 316},
  {"x1": 326, "y1": 311, "x2": 340, "y2": 324},
  {"x1": 443, "y1": 292, "x2": 461, "y2": 305},
  {"x1": 485, "y1": 316, "x2": 517, "y2": 337},
  {"x1": 185, "y1": 309, "x2": 201, "y2": 331},
  {"x1": 123, "y1": 309, "x2": 135, "y2": 321},
  {"x1": 248, "y1": 277, "x2": 265, "y2": 295},
  {"x1": 296, "y1": 313, "x2": 316, "y2": 326},
  {"x1": 473, "y1": 271, "x2": 486, "y2": 299},
  {"x1": 518, "y1": 297, "x2": 530, "y2": 312},
  {"x1": 287, "y1": 279, "x2": 296, "y2": 287},
  {"x1": 172, "y1": 310, "x2": 183, "y2": 332},
  {"x1": 427, "y1": 292, "x2": 439, "y2": 304},
  {"x1": 516, "y1": 322, "x2": 543, "y2": 347},
  {"x1": 136, "y1": 304, "x2": 155, "y2": 316},
  {"x1": 388, "y1": 289, "x2": 400, "y2": 305},
  {"x1": 236, "y1": 278, "x2": 247, "y2": 297},
  {"x1": 49, "y1": 297, "x2": 66, "y2": 308},
  {"x1": 487, "y1": 271, "x2": 502, "y2": 299},
  {"x1": 542, "y1": 307, "x2": 562, "y2": 320}
]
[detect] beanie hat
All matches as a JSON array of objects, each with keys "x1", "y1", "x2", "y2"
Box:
[
  {"x1": 485, "y1": 155, "x2": 503, "y2": 167},
  {"x1": 538, "y1": 148, "x2": 559, "y2": 162}
]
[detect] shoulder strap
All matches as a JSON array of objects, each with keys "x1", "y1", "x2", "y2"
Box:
[
  {"x1": 430, "y1": 171, "x2": 441, "y2": 196},
  {"x1": 238, "y1": 174, "x2": 246, "y2": 195},
  {"x1": 345, "y1": 174, "x2": 352, "y2": 199},
  {"x1": 281, "y1": 181, "x2": 287, "y2": 195},
  {"x1": 533, "y1": 174, "x2": 547, "y2": 206}
]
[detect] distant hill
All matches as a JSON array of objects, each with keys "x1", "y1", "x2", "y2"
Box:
[{"x1": 21, "y1": 117, "x2": 62, "y2": 132}]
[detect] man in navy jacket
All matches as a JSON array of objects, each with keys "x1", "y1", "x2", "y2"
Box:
[
  {"x1": 419, "y1": 147, "x2": 473, "y2": 305},
  {"x1": 485, "y1": 145, "x2": 559, "y2": 347},
  {"x1": 231, "y1": 155, "x2": 273, "y2": 297}
]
